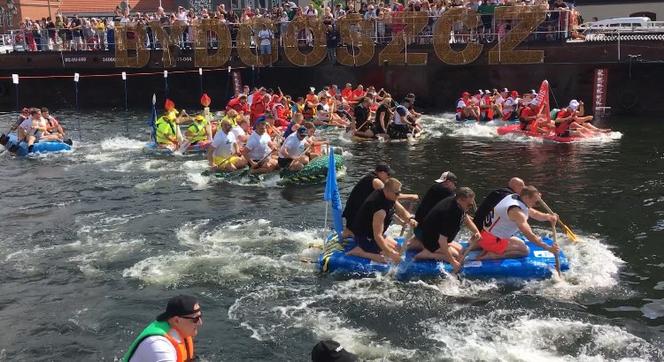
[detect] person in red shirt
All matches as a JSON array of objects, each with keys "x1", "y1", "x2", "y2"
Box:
[
  {"x1": 250, "y1": 93, "x2": 271, "y2": 125},
  {"x1": 352, "y1": 85, "x2": 366, "y2": 103},
  {"x1": 226, "y1": 95, "x2": 250, "y2": 115},
  {"x1": 519, "y1": 101, "x2": 548, "y2": 133},
  {"x1": 341, "y1": 83, "x2": 353, "y2": 101}
]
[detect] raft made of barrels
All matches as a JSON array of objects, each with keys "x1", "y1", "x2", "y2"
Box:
[
  {"x1": 202, "y1": 153, "x2": 345, "y2": 185},
  {"x1": 2, "y1": 133, "x2": 72, "y2": 156},
  {"x1": 143, "y1": 141, "x2": 210, "y2": 155},
  {"x1": 319, "y1": 233, "x2": 569, "y2": 281},
  {"x1": 278, "y1": 153, "x2": 345, "y2": 185}
]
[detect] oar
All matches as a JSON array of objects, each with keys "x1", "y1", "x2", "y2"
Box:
[
  {"x1": 539, "y1": 199, "x2": 578, "y2": 242},
  {"x1": 550, "y1": 221, "x2": 562, "y2": 278}
]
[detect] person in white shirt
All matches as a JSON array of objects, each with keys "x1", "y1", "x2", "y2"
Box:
[
  {"x1": 257, "y1": 25, "x2": 274, "y2": 65},
  {"x1": 230, "y1": 117, "x2": 250, "y2": 145},
  {"x1": 208, "y1": 119, "x2": 247, "y2": 172},
  {"x1": 243, "y1": 119, "x2": 278, "y2": 173},
  {"x1": 278, "y1": 126, "x2": 310, "y2": 171}
]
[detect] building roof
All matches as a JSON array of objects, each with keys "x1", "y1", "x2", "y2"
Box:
[
  {"x1": 58, "y1": 0, "x2": 120, "y2": 16},
  {"x1": 58, "y1": 0, "x2": 179, "y2": 16},
  {"x1": 132, "y1": 0, "x2": 179, "y2": 13}
]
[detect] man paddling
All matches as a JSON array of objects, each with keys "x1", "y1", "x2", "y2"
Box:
[
  {"x1": 278, "y1": 126, "x2": 309, "y2": 171},
  {"x1": 407, "y1": 188, "x2": 481, "y2": 272},
  {"x1": 473, "y1": 177, "x2": 525, "y2": 231},
  {"x1": 413, "y1": 171, "x2": 458, "y2": 240},
  {"x1": 243, "y1": 119, "x2": 278, "y2": 173},
  {"x1": 342, "y1": 163, "x2": 418, "y2": 237},
  {"x1": 347, "y1": 178, "x2": 417, "y2": 264},
  {"x1": 208, "y1": 119, "x2": 246, "y2": 172},
  {"x1": 476, "y1": 186, "x2": 559, "y2": 260},
  {"x1": 123, "y1": 295, "x2": 202, "y2": 362}
]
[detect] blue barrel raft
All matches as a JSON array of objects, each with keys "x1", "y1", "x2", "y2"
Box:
[
  {"x1": 319, "y1": 234, "x2": 569, "y2": 281},
  {"x1": 2, "y1": 133, "x2": 72, "y2": 156}
]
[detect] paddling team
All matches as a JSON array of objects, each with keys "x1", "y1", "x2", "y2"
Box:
[
  {"x1": 455, "y1": 88, "x2": 610, "y2": 137},
  {"x1": 152, "y1": 84, "x2": 423, "y2": 172},
  {"x1": 0, "y1": 107, "x2": 72, "y2": 153},
  {"x1": 343, "y1": 163, "x2": 560, "y2": 272}
]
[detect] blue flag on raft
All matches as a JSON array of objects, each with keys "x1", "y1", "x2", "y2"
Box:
[{"x1": 324, "y1": 147, "x2": 344, "y2": 241}]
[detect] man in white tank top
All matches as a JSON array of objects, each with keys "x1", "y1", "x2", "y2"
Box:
[{"x1": 476, "y1": 186, "x2": 559, "y2": 260}]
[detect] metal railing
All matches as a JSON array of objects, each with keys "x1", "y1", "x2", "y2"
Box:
[{"x1": 0, "y1": 10, "x2": 582, "y2": 53}]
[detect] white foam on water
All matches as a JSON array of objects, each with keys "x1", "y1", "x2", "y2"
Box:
[
  {"x1": 122, "y1": 219, "x2": 320, "y2": 285},
  {"x1": 100, "y1": 136, "x2": 146, "y2": 151},
  {"x1": 142, "y1": 159, "x2": 170, "y2": 172},
  {"x1": 185, "y1": 172, "x2": 210, "y2": 190},
  {"x1": 522, "y1": 233, "x2": 625, "y2": 301},
  {"x1": 227, "y1": 284, "x2": 417, "y2": 360},
  {"x1": 134, "y1": 177, "x2": 160, "y2": 191},
  {"x1": 423, "y1": 311, "x2": 661, "y2": 361}
]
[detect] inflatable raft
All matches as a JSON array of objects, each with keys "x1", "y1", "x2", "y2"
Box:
[
  {"x1": 143, "y1": 140, "x2": 210, "y2": 155},
  {"x1": 496, "y1": 124, "x2": 583, "y2": 143},
  {"x1": 319, "y1": 234, "x2": 569, "y2": 281},
  {"x1": 1, "y1": 133, "x2": 72, "y2": 156}
]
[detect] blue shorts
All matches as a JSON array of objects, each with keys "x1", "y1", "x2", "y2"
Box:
[
  {"x1": 259, "y1": 44, "x2": 271, "y2": 55},
  {"x1": 356, "y1": 235, "x2": 381, "y2": 254}
]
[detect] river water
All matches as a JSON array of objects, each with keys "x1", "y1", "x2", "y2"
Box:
[{"x1": 0, "y1": 110, "x2": 662, "y2": 361}]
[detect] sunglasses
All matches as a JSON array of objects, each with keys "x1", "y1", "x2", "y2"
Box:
[
  {"x1": 393, "y1": 190, "x2": 401, "y2": 196},
  {"x1": 179, "y1": 313, "x2": 202, "y2": 323}
]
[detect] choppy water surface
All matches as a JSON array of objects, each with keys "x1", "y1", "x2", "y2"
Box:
[{"x1": 0, "y1": 110, "x2": 662, "y2": 361}]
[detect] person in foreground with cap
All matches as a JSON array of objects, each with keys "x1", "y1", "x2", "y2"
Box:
[
  {"x1": 123, "y1": 295, "x2": 202, "y2": 362},
  {"x1": 408, "y1": 187, "x2": 480, "y2": 272},
  {"x1": 348, "y1": 178, "x2": 417, "y2": 263},
  {"x1": 311, "y1": 340, "x2": 358, "y2": 362},
  {"x1": 278, "y1": 126, "x2": 310, "y2": 171},
  {"x1": 342, "y1": 163, "x2": 418, "y2": 238}
]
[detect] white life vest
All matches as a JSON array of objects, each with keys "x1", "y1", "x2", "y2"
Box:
[{"x1": 484, "y1": 194, "x2": 528, "y2": 239}]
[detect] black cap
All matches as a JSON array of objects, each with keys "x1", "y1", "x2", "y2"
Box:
[
  {"x1": 311, "y1": 340, "x2": 358, "y2": 362},
  {"x1": 156, "y1": 295, "x2": 199, "y2": 321},
  {"x1": 375, "y1": 162, "x2": 393, "y2": 175}
]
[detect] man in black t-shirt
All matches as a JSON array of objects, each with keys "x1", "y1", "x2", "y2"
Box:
[
  {"x1": 413, "y1": 171, "x2": 458, "y2": 239},
  {"x1": 342, "y1": 162, "x2": 392, "y2": 236},
  {"x1": 353, "y1": 97, "x2": 374, "y2": 138},
  {"x1": 348, "y1": 178, "x2": 417, "y2": 264},
  {"x1": 407, "y1": 188, "x2": 480, "y2": 272},
  {"x1": 372, "y1": 96, "x2": 393, "y2": 138}
]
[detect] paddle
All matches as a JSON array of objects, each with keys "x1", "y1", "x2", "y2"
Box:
[
  {"x1": 550, "y1": 220, "x2": 562, "y2": 278},
  {"x1": 539, "y1": 199, "x2": 578, "y2": 242}
]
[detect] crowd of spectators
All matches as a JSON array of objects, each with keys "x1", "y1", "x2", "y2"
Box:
[{"x1": 7, "y1": 0, "x2": 582, "y2": 52}]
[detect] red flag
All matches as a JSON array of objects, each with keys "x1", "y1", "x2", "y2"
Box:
[
  {"x1": 200, "y1": 93, "x2": 211, "y2": 107},
  {"x1": 164, "y1": 98, "x2": 175, "y2": 111},
  {"x1": 530, "y1": 80, "x2": 550, "y2": 133}
]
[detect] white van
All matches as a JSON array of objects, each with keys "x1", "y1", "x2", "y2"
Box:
[{"x1": 579, "y1": 17, "x2": 661, "y2": 33}]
